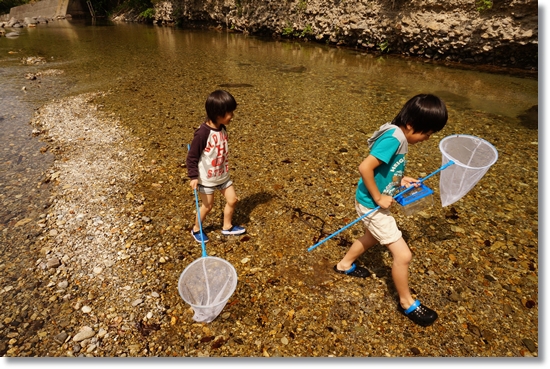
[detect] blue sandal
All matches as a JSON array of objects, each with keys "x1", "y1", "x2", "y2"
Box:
[{"x1": 333, "y1": 263, "x2": 370, "y2": 278}]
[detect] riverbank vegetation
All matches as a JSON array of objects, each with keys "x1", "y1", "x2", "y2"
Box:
[
  {"x1": 0, "y1": 0, "x2": 29, "y2": 15},
  {"x1": 0, "y1": 0, "x2": 154, "y2": 17},
  {"x1": 114, "y1": 0, "x2": 153, "y2": 14}
]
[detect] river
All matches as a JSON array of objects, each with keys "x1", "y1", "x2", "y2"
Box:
[{"x1": 0, "y1": 18, "x2": 539, "y2": 358}]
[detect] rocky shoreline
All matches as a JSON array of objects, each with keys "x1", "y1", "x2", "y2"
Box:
[
  {"x1": 0, "y1": 85, "x2": 539, "y2": 356},
  {"x1": 1, "y1": 1, "x2": 538, "y2": 70},
  {"x1": 117, "y1": 0, "x2": 538, "y2": 70}
]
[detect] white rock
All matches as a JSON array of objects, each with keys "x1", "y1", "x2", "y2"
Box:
[
  {"x1": 97, "y1": 328, "x2": 107, "y2": 338},
  {"x1": 73, "y1": 327, "x2": 95, "y2": 342}
]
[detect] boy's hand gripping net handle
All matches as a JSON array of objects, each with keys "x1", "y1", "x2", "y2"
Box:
[
  {"x1": 307, "y1": 160, "x2": 455, "y2": 252},
  {"x1": 188, "y1": 144, "x2": 208, "y2": 258}
]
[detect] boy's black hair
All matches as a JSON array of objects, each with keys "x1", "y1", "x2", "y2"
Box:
[
  {"x1": 205, "y1": 90, "x2": 237, "y2": 124},
  {"x1": 391, "y1": 94, "x2": 448, "y2": 133}
]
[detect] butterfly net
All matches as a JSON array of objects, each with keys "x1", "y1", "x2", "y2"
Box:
[
  {"x1": 438, "y1": 134, "x2": 498, "y2": 207},
  {"x1": 178, "y1": 256, "x2": 238, "y2": 323}
]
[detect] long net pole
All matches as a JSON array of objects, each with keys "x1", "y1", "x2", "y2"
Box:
[{"x1": 307, "y1": 160, "x2": 454, "y2": 252}]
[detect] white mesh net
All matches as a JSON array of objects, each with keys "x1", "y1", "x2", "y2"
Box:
[
  {"x1": 439, "y1": 135, "x2": 498, "y2": 207},
  {"x1": 178, "y1": 256, "x2": 238, "y2": 323}
]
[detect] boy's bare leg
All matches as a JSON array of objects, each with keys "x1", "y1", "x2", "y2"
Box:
[
  {"x1": 220, "y1": 185, "x2": 238, "y2": 230},
  {"x1": 194, "y1": 192, "x2": 215, "y2": 232},
  {"x1": 336, "y1": 230, "x2": 377, "y2": 271},
  {"x1": 386, "y1": 237, "x2": 416, "y2": 309}
]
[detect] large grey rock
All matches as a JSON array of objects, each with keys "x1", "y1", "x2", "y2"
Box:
[
  {"x1": 24, "y1": 17, "x2": 38, "y2": 25},
  {"x1": 7, "y1": 17, "x2": 17, "y2": 27}
]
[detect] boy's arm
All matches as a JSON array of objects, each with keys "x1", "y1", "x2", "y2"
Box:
[
  {"x1": 186, "y1": 126, "x2": 208, "y2": 180},
  {"x1": 358, "y1": 155, "x2": 394, "y2": 209},
  {"x1": 186, "y1": 142, "x2": 200, "y2": 180}
]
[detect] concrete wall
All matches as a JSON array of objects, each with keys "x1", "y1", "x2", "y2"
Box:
[{"x1": 8, "y1": 0, "x2": 68, "y2": 19}]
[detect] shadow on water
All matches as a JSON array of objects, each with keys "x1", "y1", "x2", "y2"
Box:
[
  {"x1": 517, "y1": 105, "x2": 538, "y2": 130},
  {"x1": 234, "y1": 191, "x2": 276, "y2": 225},
  {"x1": 432, "y1": 90, "x2": 472, "y2": 111}
]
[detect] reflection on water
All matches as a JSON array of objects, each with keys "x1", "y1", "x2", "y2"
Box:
[
  {"x1": 2, "y1": 19, "x2": 537, "y2": 115},
  {"x1": 0, "y1": 19, "x2": 538, "y2": 225}
]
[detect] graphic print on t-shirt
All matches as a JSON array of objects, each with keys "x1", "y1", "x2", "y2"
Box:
[{"x1": 204, "y1": 129, "x2": 228, "y2": 179}]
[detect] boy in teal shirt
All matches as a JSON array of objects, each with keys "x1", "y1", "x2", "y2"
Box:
[{"x1": 334, "y1": 94, "x2": 448, "y2": 327}]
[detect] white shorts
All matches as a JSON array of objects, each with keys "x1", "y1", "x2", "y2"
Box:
[
  {"x1": 198, "y1": 179, "x2": 233, "y2": 195},
  {"x1": 355, "y1": 200, "x2": 402, "y2": 245}
]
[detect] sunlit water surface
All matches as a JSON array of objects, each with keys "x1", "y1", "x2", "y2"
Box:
[{"x1": 0, "y1": 18, "x2": 538, "y2": 234}]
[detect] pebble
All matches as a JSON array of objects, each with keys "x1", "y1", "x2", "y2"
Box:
[
  {"x1": 73, "y1": 327, "x2": 95, "y2": 342},
  {"x1": 53, "y1": 332, "x2": 68, "y2": 344},
  {"x1": 46, "y1": 258, "x2": 61, "y2": 269},
  {"x1": 448, "y1": 291, "x2": 461, "y2": 302},
  {"x1": 522, "y1": 338, "x2": 537, "y2": 352}
]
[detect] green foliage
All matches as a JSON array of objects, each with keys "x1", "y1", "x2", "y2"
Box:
[
  {"x1": 282, "y1": 22, "x2": 294, "y2": 36},
  {"x1": 300, "y1": 24, "x2": 313, "y2": 38},
  {"x1": 476, "y1": 0, "x2": 493, "y2": 12},
  {"x1": 378, "y1": 40, "x2": 390, "y2": 53},
  {"x1": 140, "y1": 7, "x2": 155, "y2": 19},
  {"x1": 0, "y1": 0, "x2": 30, "y2": 15},
  {"x1": 90, "y1": 0, "x2": 122, "y2": 16},
  {"x1": 0, "y1": 0, "x2": 156, "y2": 17},
  {"x1": 117, "y1": 0, "x2": 154, "y2": 14},
  {"x1": 296, "y1": 0, "x2": 307, "y2": 12},
  {"x1": 282, "y1": 22, "x2": 314, "y2": 39},
  {"x1": 235, "y1": 0, "x2": 246, "y2": 16}
]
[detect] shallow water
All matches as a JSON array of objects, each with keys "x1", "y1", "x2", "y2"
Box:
[{"x1": 0, "y1": 18, "x2": 539, "y2": 357}]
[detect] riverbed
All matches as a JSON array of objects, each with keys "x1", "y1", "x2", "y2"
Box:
[{"x1": 0, "y1": 19, "x2": 539, "y2": 358}]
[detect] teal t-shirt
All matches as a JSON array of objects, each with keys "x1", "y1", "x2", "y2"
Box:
[{"x1": 356, "y1": 125, "x2": 407, "y2": 208}]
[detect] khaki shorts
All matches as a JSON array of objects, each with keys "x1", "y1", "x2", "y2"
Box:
[{"x1": 355, "y1": 200, "x2": 402, "y2": 245}]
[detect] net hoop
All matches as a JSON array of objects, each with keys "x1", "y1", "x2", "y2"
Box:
[
  {"x1": 439, "y1": 134, "x2": 498, "y2": 169},
  {"x1": 178, "y1": 256, "x2": 238, "y2": 318},
  {"x1": 438, "y1": 134, "x2": 498, "y2": 207}
]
